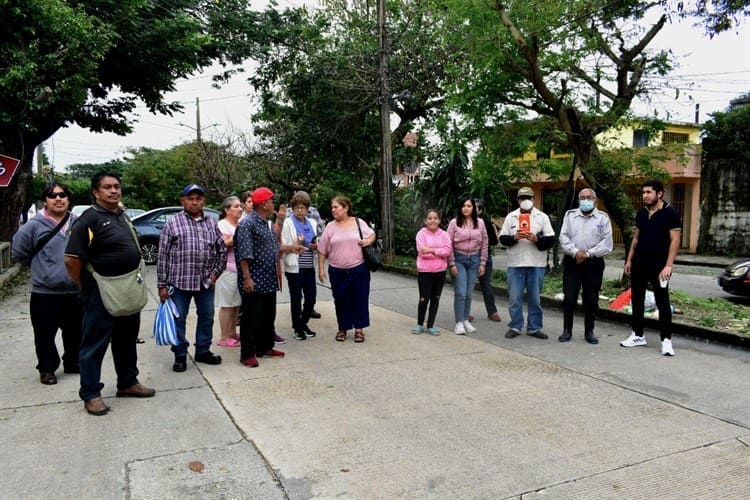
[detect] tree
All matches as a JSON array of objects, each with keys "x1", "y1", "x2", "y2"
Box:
[
  {"x1": 434, "y1": 0, "x2": 676, "y2": 249},
  {"x1": 672, "y1": 0, "x2": 750, "y2": 35},
  {"x1": 248, "y1": 0, "x2": 458, "y2": 228},
  {"x1": 0, "y1": 0, "x2": 266, "y2": 240},
  {"x1": 701, "y1": 95, "x2": 750, "y2": 161}
]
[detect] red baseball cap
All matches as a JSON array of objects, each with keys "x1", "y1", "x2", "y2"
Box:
[{"x1": 251, "y1": 187, "x2": 274, "y2": 205}]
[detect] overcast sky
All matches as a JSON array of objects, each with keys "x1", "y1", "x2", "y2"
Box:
[{"x1": 46, "y1": 9, "x2": 749, "y2": 169}]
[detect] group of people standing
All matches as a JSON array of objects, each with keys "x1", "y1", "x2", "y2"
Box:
[
  {"x1": 12, "y1": 171, "x2": 679, "y2": 416},
  {"x1": 413, "y1": 180, "x2": 680, "y2": 357},
  {"x1": 12, "y1": 171, "x2": 381, "y2": 415}
]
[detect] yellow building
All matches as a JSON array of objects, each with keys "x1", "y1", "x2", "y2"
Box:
[{"x1": 519, "y1": 121, "x2": 702, "y2": 252}]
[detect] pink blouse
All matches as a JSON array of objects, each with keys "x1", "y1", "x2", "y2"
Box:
[{"x1": 318, "y1": 218, "x2": 375, "y2": 269}]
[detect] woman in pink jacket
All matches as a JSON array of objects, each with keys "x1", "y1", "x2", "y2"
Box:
[
  {"x1": 447, "y1": 196, "x2": 488, "y2": 335},
  {"x1": 413, "y1": 209, "x2": 453, "y2": 335}
]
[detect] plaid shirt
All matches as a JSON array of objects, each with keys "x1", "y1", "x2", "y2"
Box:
[{"x1": 157, "y1": 211, "x2": 227, "y2": 290}]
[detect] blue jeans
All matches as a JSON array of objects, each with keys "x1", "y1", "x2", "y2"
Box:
[
  {"x1": 506, "y1": 266, "x2": 547, "y2": 333},
  {"x1": 453, "y1": 253, "x2": 480, "y2": 322},
  {"x1": 170, "y1": 286, "x2": 216, "y2": 357},
  {"x1": 79, "y1": 286, "x2": 140, "y2": 402}
]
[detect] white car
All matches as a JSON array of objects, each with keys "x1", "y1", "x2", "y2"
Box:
[{"x1": 70, "y1": 205, "x2": 145, "y2": 219}]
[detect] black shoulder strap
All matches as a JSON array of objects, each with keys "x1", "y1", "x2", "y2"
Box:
[{"x1": 29, "y1": 212, "x2": 70, "y2": 260}]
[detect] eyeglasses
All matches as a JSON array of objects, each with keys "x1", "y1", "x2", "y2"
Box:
[{"x1": 46, "y1": 192, "x2": 68, "y2": 199}]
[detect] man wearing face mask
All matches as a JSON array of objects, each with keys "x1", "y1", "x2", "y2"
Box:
[
  {"x1": 558, "y1": 188, "x2": 613, "y2": 344},
  {"x1": 499, "y1": 187, "x2": 555, "y2": 339}
]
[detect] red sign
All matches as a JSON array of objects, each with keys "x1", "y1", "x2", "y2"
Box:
[{"x1": 0, "y1": 154, "x2": 22, "y2": 187}]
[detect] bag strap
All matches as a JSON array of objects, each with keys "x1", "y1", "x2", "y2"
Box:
[
  {"x1": 29, "y1": 212, "x2": 70, "y2": 260},
  {"x1": 356, "y1": 218, "x2": 364, "y2": 240}
]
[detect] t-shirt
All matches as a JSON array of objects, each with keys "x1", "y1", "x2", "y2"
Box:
[
  {"x1": 218, "y1": 219, "x2": 238, "y2": 273},
  {"x1": 66, "y1": 204, "x2": 141, "y2": 277},
  {"x1": 318, "y1": 218, "x2": 374, "y2": 269},
  {"x1": 633, "y1": 202, "x2": 681, "y2": 270}
]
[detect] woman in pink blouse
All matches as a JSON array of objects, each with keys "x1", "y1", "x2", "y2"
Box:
[
  {"x1": 216, "y1": 196, "x2": 243, "y2": 347},
  {"x1": 317, "y1": 195, "x2": 376, "y2": 343},
  {"x1": 447, "y1": 196, "x2": 488, "y2": 335},
  {"x1": 414, "y1": 209, "x2": 453, "y2": 335}
]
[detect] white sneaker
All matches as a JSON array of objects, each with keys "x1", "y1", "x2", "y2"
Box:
[
  {"x1": 661, "y1": 338, "x2": 675, "y2": 356},
  {"x1": 620, "y1": 332, "x2": 647, "y2": 347},
  {"x1": 463, "y1": 321, "x2": 477, "y2": 333},
  {"x1": 454, "y1": 322, "x2": 466, "y2": 335}
]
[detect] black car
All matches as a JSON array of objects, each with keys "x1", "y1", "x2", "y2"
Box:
[
  {"x1": 131, "y1": 206, "x2": 220, "y2": 264},
  {"x1": 718, "y1": 259, "x2": 750, "y2": 296}
]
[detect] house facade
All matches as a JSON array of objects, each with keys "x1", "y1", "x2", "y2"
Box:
[{"x1": 519, "y1": 121, "x2": 702, "y2": 252}]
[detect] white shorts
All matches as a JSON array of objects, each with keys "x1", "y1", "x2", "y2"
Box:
[{"x1": 215, "y1": 270, "x2": 241, "y2": 308}]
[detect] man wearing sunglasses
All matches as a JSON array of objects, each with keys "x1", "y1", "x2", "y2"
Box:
[{"x1": 12, "y1": 182, "x2": 82, "y2": 386}]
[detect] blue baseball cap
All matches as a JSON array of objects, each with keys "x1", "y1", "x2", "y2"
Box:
[{"x1": 182, "y1": 184, "x2": 205, "y2": 196}]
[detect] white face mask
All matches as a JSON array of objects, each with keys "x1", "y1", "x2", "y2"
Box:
[{"x1": 519, "y1": 199, "x2": 533, "y2": 211}]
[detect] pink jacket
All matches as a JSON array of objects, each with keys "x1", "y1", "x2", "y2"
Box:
[
  {"x1": 446, "y1": 218, "x2": 488, "y2": 265},
  {"x1": 416, "y1": 227, "x2": 452, "y2": 273}
]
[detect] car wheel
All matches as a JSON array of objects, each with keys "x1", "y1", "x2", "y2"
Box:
[{"x1": 141, "y1": 242, "x2": 159, "y2": 265}]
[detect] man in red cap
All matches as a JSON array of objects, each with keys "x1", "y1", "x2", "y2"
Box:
[{"x1": 234, "y1": 187, "x2": 285, "y2": 367}]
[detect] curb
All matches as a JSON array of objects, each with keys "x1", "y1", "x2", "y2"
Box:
[
  {"x1": 381, "y1": 264, "x2": 750, "y2": 350},
  {"x1": 0, "y1": 263, "x2": 21, "y2": 289}
]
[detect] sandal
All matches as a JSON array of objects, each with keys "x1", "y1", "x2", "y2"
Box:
[
  {"x1": 335, "y1": 331, "x2": 347, "y2": 342},
  {"x1": 354, "y1": 330, "x2": 365, "y2": 343}
]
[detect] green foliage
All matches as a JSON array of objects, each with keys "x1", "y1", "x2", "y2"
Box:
[
  {"x1": 413, "y1": 138, "x2": 470, "y2": 227},
  {"x1": 702, "y1": 99, "x2": 750, "y2": 161},
  {"x1": 314, "y1": 168, "x2": 378, "y2": 225},
  {"x1": 120, "y1": 147, "x2": 194, "y2": 209}
]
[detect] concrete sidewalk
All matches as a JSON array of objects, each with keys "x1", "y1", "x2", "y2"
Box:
[{"x1": 1, "y1": 268, "x2": 749, "y2": 499}]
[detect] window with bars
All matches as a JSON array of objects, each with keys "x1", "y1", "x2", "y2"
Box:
[{"x1": 662, "y1": 131, "x2": 689, "y2": 144}]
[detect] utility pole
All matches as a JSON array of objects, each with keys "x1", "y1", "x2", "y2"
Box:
[
  {"x1": 195, "y1": 97, "x2": 202, "y2": 143},
  {"x1": 179, "y1": 97, "x2": 216, "y2": 144},
  {"x1": 377, "y1": 0, "x2": 394, "y2": 261}
]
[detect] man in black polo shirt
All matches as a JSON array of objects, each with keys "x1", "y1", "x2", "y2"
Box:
[
  {"x1": 65, "y1": 172, "x2": 155, "y2": 416},
  {"x1": 620, "y1": 179, "x2": 681, "y2": 356}
]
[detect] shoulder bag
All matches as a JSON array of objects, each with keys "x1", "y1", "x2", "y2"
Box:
[
  {"x1": 357, "y1": 218, "x2": 382, "y2": 272},
  {"x1": 86, "y1": 218, "x2": 148, "y2": 316}
]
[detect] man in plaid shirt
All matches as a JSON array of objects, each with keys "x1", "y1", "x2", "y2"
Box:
[{"x1": 157, "y1": 184, "x2": 227, "y2": 372}]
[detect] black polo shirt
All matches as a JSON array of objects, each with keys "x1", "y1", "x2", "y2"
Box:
[
  {"x1": 633, "y1": 202, "x2": 681, "y2": 270},
  {"x1": 66, "y1": 204, "x2": 142, "y2": 280}
]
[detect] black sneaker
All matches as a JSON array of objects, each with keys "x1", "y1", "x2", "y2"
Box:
[
  {"x1": 310, "y1": 310, "x2": 322, "y2": 319},
  {"x1": 194, "y1": 351, "x2": 222, "y2": 365},
  {"x1": 304, "y1": 327, "x2": 317, "y2": 338},
  {"x1": 294, "y1": 330, "x2": 307, "y2": 341}
]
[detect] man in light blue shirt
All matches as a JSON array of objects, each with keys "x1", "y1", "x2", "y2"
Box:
[{"x1": 558, "y1": 188, "x2": 613, "y2": 344}]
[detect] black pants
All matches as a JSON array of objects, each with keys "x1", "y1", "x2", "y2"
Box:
[
  {"x1": 630, "y1": 262, "x2": 672, "y2": 340},
  {"x1": 417, "y1": 271, "x2": 446, "y2": 328},
  {"x1": 30, "y1": 292, "x2": 82, "y2": 373},
  {"x1": 240, "y1": 291, "x2": 276, "y2": 359},
  {"x1": 562, "y1": 256, "x2": 605, "y2": 333},
  {"x1": 286, "y1": 268, "x2": 317, "y2": 331}
]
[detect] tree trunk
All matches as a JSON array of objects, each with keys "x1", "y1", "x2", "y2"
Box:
[{"x1": 0, "y1": 135, "x2": 37, "y2": 242}]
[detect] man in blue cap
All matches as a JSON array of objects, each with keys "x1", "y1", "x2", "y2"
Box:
[{"x1": 157, "y1": 183, "x2": 227, "y2": 372}]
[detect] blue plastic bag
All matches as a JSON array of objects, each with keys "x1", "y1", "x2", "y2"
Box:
[{"x1": 154, "y1": 298, "x2": 179, "y2": 346}]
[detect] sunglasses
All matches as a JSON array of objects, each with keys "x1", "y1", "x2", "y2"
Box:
[{"x1": 46, "y1": 192, "x2": 68, "y2": 199}]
